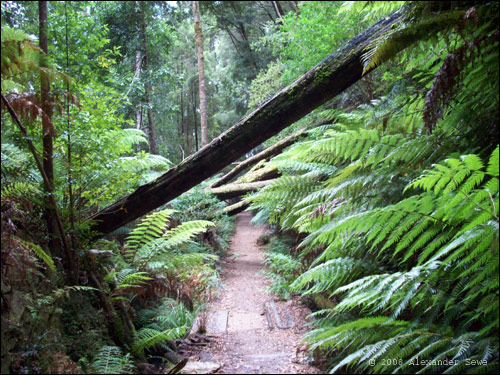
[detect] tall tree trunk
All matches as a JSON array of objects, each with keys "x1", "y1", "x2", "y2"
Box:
[
  {"x1": 191, "y1": 79, "x2": 199, "y2": 151},
  {"x1": 177, "y1": 88, "x2": 183, "y2": 138},
  {"x1": 180, "y1": 83, "x2": 191, "y2": 155},
  {"x1": 38, "y1": 2, "x2": 76, "y2": 279},
  {"x1": 88, "y1": 6, "x2": 407, "y2": 238},
  {"x1": 139, "y1": 1, "x2": 158, "y2": 154},
  {"x1": 193, "y1": 1, "x2": 208, "y2": 147},
  {"x1": 64, "y1": 1, "x2": 75, "y2": 248},
  {"x1": 39, "y1": 1, "x2": 53, "y2": 187},
  {"x1": 135, "y1": 50, "x2": 143, "y2": 130},
  {"x1": 39, "y1": 0, "x2": 61, "y2": 259},
  {"x1": 2, "y1": 95, "x2": 75, "y2": 279},
  {"x1": 272, "y1": 1, "x2": 284, "y2": 19}
]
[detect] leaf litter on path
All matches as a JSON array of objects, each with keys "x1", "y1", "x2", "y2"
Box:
[{"x1": 180, "y1": 212, "x2": 318, "y2": 374}]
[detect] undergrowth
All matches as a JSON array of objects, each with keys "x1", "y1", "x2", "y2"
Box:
[
  {"x1": 262, "y1": 235, "x2": 303, "y2": 300},
  {"x1": 248, "y1": 3, "x2": 499, "y2": 373}
]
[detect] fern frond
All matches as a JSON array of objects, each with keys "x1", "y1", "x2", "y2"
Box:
[
  {"x1": 486, "y1": 147, "x2": 499, "y2": 176},
  {"x1": 124, "y1": 209, "x2": 175, "y2": 262},
  {"x1": 162, "y1": 220, "x2": 214, "y2": 250},
  {"x1": 132, "y1": 326, "x2": 186, "y2": 357},
  {"x1": 90, "y1": 346, "x2": 135, "y2": 374},
  {"x1": 15, "y1": 237, "x2": 55, "y2": 271},
  {"x1": 291, "y1": 257, "x2": 377, "y2": 295},
  {"x1": 119, "y1": 152, "x2": 172, "y2": 172},
  {"x1": 362, "y1": 10, "x2": 467, "y2": 74},
  {"x1": 1, "y1": 182, "x2": 42, "y2": 203}
]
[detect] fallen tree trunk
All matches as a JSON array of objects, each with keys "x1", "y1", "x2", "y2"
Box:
[
  {"x1": 222, "y1": 200, "x2": 249, "y2": 216},
  {"x1": 208, "y1": 180, "x2": 273, "y2": 200},
  {"x1": 210, "y1": 129, "x2": 306, "y2": 188},
  {"x1": 88, "y1": 7, "x2": 406, "y2": 238},
  {"x1": 234, "y1": 166, "x2": 280, "y2": 184},
  {"x1": 211, "y1": 116, "x2": 336, "y2": 188},
  {"x1": 231, "y1": 159, "x2": 281, "y2": 184}
]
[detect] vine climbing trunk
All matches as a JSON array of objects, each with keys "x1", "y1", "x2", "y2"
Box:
[
  {"x1": 88, "y1": 6, "x2": 408, "y2": 239},
  {"x1": 193, "y1": 0, "x2": 208, "y2": 147}
]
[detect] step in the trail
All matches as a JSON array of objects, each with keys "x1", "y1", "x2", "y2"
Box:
[
  {"x1": 228, "y1": 311, "x2": 265, "y2": 332},
  {"x1": 222, "y1": 352, "x2": 299, "y2": 373},
  {"x1": 206, "y1": 310, "x2": 228, "y2": 334},
  {"x1": 265, "y1": 300, "x2": 294, "y2": 330},
  {"x1": 244, "y1": 352, "x2": 296, "y2": 360},
  {"x1": 182, "y1": 360, "x2": 221, "y2": 374}
]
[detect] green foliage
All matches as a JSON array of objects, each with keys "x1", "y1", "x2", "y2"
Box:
[
  {"x1": 247, "y1": 3, "x2": 499, "y2": 372},
  {"x1": 338, "y1": 1, "x2": 405, "y2": 22},
  {"x1": 123, "y1": 209, "x2": 214, "y2": 271},
  {"x1": 132, "y1": 327, "x2": 186, "y2": 358},
  {"x1": 136, "y1": 298, "x2": 194, "y2": 331},
  {"x1": 0, "y1": 143, "x2": 35, "y2": 181},
  {"x1": 171, "y1": 184, "x2": 227, "y2": 221},
  {"x1": 100, "y1": 209, "x2": 217, "y2": 363},
  {"x1": 15, "y1": 236, "x2": 56, "y2": 271},
  {"x1": 105, "y1": 209, "x2": 216, "y2": 306},
  {"x1": 361, "y1": 9, "x2": 468, "y2": 74},
  {"x1": 262, "y1": 237, "x2": 303, "y2": 299},
  {"x1": 2, "y1": 1, "x2": 498, "y2": 373},
  {"x1": 1, "y1": 25, "x2": 71, "y2": 91},
  {"x1": 170, "y1": 181, "x2": 236, "y2": 253},
  {"x1": 132, "y1": 298, "x2": 192, "y2": 358},
  {"x1": 124, "y1": 209, "x2": 175, "y2": 263},
  {"x1": 90, "y1": 346, "x2": 135, "y2": 374},
  {"x1": 278, "y1": 1, "x2": 369, "y2": 84}
]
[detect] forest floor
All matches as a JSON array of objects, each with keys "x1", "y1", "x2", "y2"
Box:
[{"x1": 180, "y1": 212, "x2": 318, "y2": 374}]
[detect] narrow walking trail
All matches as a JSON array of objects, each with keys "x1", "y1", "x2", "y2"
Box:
[{"x1": 182, "y1": 212, "x2": 317, "y2": 374}]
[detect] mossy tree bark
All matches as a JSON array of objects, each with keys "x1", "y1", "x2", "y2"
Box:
[
  {"x1": 88, "y1": 6, "x2": 407, "y2": 239},
  {"x1": 211, "y1": 129, "x2": 306, "y2": 188},
  {"x1": 222, "y1": 200, "x2": 250, "y2": 216},
  {"x1": 208, "y1": 180, "x2": 273, "y2": 200}
]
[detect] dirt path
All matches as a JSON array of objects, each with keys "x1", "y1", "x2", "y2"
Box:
[{"x1": 182, "y1": 212, "x2": 317, "y2": 374}]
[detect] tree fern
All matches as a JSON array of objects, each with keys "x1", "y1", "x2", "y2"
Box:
[
  {"x1": 246, "y1": 4, "x2": 498, "y2": 370},
  {"x1": 287, "y1": 147, "x2": 498, "y2": 373}
]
